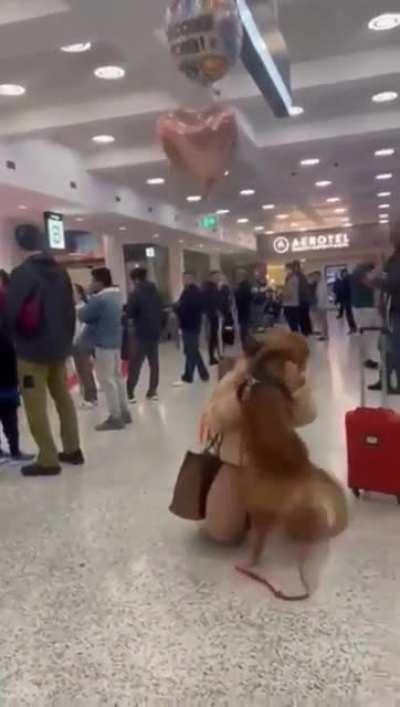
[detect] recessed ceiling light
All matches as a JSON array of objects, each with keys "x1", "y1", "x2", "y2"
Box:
[
  {"x1": 277, "y1": 214, "x2": 289, "y2": 220},
  {"x1": 299, "y1": 227, "x2": 307, "y2": 232},
  {"x1": 92, "y1": 134, "x2": 115, "y2": 144},
  {"x1": 300, "y1": 158, "x2": 320, "y2": 166},
  {"x1": 75, "y1": 217, "x2": 84, "y2": 222},
  {"x1": 334, "y1": 208, "x2": 347, "y2": 214},
  {"x1": 379, "y1": 203, "x2": 391, "y2": 209},
  {"x1": 179, "y1": 239, "x2": 184, "y2": 244},
  {"x1": 224, "y1": 170, "x2": 230, "y2": 176},
  {"x1": 18, "y1": 204, "x2": 27, "y2": 210},
  {"x1": 118, "y1": 226, "x2": 127, "y2": 231},
  {"x1": 152, "y1": 233, "x2": 160, "y2": 239},
  {"x1": 237, "y1": 218, "x2": 249, "y2": 224},
  {"x1": 94, "y1": 65, "x2": 126, "y2": 80},
  {"x1": 262, "y1": 204, "x2": 275, "y2": 210},
  {"x1": 146, "y1": 177, "x2": 165, "y2": 185},
  {"x1": 0, "y1": 84, "x2": 26, "y2": 96},
  {"x1": 240, "y1": 189, "x2": 255, "y2": 196},
  {"x1": 372, "y1": 91, "x2": 398, "y2": 103},
  {"x1": 374, "y1": 148, "x2": 395, "y2": 157},
  {"x1": 216, "y1": 209, "x2": 230, "y2": 215},
  {"x1": 266, "y1": 230, "x2": 275, "y2": 235},
  {"x1": 315, "y1": 180, "x2": 332, "y2": 188},
  {"x1": 376, "y1": 173, "x2": 393, "y2": 180},
  {"x1": 289, "y1": 105, "x2": 304, "y2": 117},
  {"x1": 290, "y1": 222, "x2": 298, "y2": 227},
  {"x1": 61, "y1": 42, "x2": 92, "y2": 53},
  {"x1": 377, "y1": 191, "x2": 391, "y2": 197},
  {"x1": 186, "y1": 195, "x2": 202, "y2": 202},
  {"x1": 254, "y1": 226, "x2": 264, "y2": 232},
  {"x1": 368, "y1": 13, "x2": 400, "y2": 31},
  {"x1": 379, "y1": 215, "x2": 389, "y2": 221},
  {"x1": 326, "y1": 197, "x2": 341, "y2": 203}
]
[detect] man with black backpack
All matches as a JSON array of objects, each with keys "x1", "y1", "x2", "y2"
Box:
[{"x1": 7, "y1": 230, "x2": 82, "y2": 476}]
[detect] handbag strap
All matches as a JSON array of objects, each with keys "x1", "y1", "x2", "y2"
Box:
[{"x1": 236, "y1": 561, "x2": 310, "y2": 602}]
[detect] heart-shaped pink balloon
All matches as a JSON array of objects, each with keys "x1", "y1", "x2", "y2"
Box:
[{"x1": 157, "y1": 105, "x2": 237, "y2": 191}]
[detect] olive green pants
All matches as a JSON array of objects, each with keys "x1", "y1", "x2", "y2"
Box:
[{"x1": 18, "y1": 359, "x2": 80, "y2": 468}]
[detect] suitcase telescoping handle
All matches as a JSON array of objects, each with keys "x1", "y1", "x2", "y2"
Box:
[{"x1": 359, "y1": 326, "x2": 388, "y2": 408}]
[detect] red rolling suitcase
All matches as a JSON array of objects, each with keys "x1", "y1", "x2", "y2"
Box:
[{"x1": 346, "y1": 326, "x2": 400, "y2": 503}]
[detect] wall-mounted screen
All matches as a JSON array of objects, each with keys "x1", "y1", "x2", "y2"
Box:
[{"x1": 44, "y1": 211, "x2": 65, "y2": 251}]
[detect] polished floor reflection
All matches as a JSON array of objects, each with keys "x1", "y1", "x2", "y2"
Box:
[{"x1": 1, "y1": 320, "x2": 400, "y2": 705}]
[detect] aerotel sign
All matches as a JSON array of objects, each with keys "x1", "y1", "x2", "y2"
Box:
[{"x1": 273, "y1": 232, "x2": 350, "y2": 255}]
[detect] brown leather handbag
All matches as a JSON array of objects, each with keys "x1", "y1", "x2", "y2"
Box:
[{"x1": 169, "y1": 438, "x2": 222, "y2": 521}]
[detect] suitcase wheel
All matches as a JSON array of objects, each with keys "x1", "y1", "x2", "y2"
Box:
[{"x1": 351, "y1": 488, "x2": 360, "y2": 499}]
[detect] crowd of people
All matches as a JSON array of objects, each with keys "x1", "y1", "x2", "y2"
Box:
[{"x1": 1, "y1": 223, "x2": 400, "y2": 479}]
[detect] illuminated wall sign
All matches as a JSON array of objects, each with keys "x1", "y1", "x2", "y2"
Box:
[
  {"x1": 200, "y1": 214, "x2": 218, "y2": 230},
  {"x1": 145, "y1": 247, "x2": 155, "y2": 259},
  {"x1": 273, "y1": 232, "x2": 350, "y2": 255},
  {"x1": 44, "y1": 211, "x2": 65, "y2": 251}
]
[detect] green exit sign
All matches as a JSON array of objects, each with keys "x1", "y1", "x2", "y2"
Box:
[{"x1": 200, "y1": 214, "x2": 218, "y2": 230}]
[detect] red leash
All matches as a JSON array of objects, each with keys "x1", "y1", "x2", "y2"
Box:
[{"x1": 235, "y1": 564, "x2": 310, "y2": 602}]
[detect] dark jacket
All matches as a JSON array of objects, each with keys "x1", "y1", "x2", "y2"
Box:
[
  {"x1": 127, "y1": 281, "x2": 163, "y2": 341},
  {"x1": 340, "y1": 274, "x2": 353, "y2": 303},
  {"x1": 176, "y1": 284, "x2": 204, "y2": 333},
  {"x1": 351, "y1": 264, "x2": 375, "y2": 308},
  {"x1": 0, "y1": 318, "x2": 18, "y2": 401},
  {"x1": 202, "y1": 281, "x2": 220, "y2": 320},
  {"x1": 297, "y1": 272, "x2": 312, "y2": 306},
  {"x1": 382, "y1": 251, "x2": 400, "y2": 312},
  {"x1": 235, "y1": 280, "x2": 252, "y2": 322},
  {"x1": 7, "y1": 254, "x2": 75, "y2": 362}
]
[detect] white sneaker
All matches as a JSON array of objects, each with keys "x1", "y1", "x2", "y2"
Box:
[
  {"x1": 146, "y1": 394, "x2": 159, "y2": 402},
  {"x1": 79, "y1": 400, "x2": 97, "y2": 410},
  {"x1": 172, "y1": 380, "x2": 190, "y2": 388},
  {"x1": 128, "y1": 396, "x2": 137, "y2": 405}
]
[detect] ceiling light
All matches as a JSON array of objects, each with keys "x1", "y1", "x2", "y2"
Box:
[
  {"x1": 18, "y1": 204, "x2": 27, "y2": 210},
  {"x1": 240, "y1": 189, "x2": 255, "y2": 196},
  {"x1": 300, "y1": 158, "x2": 320, "y2": 166},
  {"x1": 199, "y1": 244, "x2": 204, "y2": 249},
  {"x1": 376, "y1": 173, "x2": 392, "y2": 180},
  {"x1": 377, "y1": 191, "x2": 391, "y2": 197},
  {"x1": 277, "y1": 214, "x2": 289, "y2": 220},
  {"x1": 334, "y1": 208, "x2": 347, "y2": 214},
  {"x1": 118, "y1": 226, "x2": 127, "y2": 231},
  {"x1": 0, "y1": 84, "x2": 26, "y2": 96},
  {"x1": 290, "y1": 222, "x2": 298, "y2": 227},
  {"x1": 75, "y1": 217, "x2": 84, "y2": 222},
  {"x1": 379, "y1": 203, "x2": 391, "y2": 209},
  {"x1": 224, "y1": 170, "x2": 230, "y2": 176},
  {"x1": 237, "y1": 218, "x2": 249, "y2": 224},
  {"x1": 374, "y1": 148, "x2": 395, "y2": 157},
  {"x1": 92, "y1": 134, "x2": 115, "y2": 144},
  {"x1": 315, "y1": 180, "x2": 332, "y2": 188},
  {"x1": 289, "y1": 105, "x2": 304, "y2": 117},
  {"x1": 262, "y1": 204, "x2": 275, "y2": 210},
  {"x1": 216, "y1": 209, "x2": 230, "y2": 215},
  {"x1": 372, "y1": 91, "x2": 398, "y2": 103},
  {"x1": 299, "y1": 227, "x2": 307, "y2": 232},
  {"x1": 254, "y1": 226, "x2": 264, "y2": 232},
  {"x1": 186, "y1": 195, "x2": 202, "y2": 202},
  {"x1": 379, "y1": 215, "x2": 389, "y2": 221},
  {"x1": 179, "y1": 239, "x2": 184, "y2": 244},
  {"x1": 266, "y1": 230, "x2": 275, "y2": 235},
  {"x1": 94, "y1": 65, "x2": 126, "y2": 80},
  {"x1": 368, "y1": 13, "x2": 400, "y2": 31},
  {"x1": 326, "y1": 197, "x2": 341, "y2": 203},
  {"x1": 146, "y1": 177, "x2": 165, "y2": 185},
  {"x1": 152, "y1": 233, "x2": 160, "y2": 239},
  {"x1": 61, "y1": 42, "x2": 92, "y2": 53}
]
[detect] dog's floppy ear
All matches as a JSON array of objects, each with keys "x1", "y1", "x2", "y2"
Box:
[{"x1": 243, "y1": 337, "x2": 263, "y2": 359}]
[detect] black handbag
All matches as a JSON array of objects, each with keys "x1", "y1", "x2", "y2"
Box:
[{"x1": 169, "y1": 438, "x2": 222, "y2": 521}]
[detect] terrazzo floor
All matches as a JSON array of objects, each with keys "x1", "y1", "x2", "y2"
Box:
[{"x1": 1, "y1": 319, "x2": 400, "y2": 706}]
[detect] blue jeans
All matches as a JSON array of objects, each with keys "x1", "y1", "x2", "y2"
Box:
[{"x1": 182, "y1": 330, "x2": 209, "y2": 383}]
